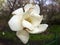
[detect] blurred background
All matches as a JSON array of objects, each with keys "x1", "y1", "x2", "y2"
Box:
[{"x1": 0, "y1": 0, "x2": 60, "y2": 45}]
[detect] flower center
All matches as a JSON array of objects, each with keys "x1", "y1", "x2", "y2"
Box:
[{"x1": 25, "y1": 16, "x2": 32, "y2": 23}]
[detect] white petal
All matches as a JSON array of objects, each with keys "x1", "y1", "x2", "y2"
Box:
[
  {"x1": 27, "y1": 24, "x2": 48, "y2": 34},
  {"x1": 24, "y1": 4, "x2": 33, "y2": 12},
  {"x1": 31, "y1": 15, "x2": 43, "y2": 26},
  {"x1": 8, "y1": 15, "x2": 23, "y2": 31},
  {"x1": 31, "y1": 4, "x2": 40, "y2": 15},
  {"x1": 29, "y1": 0, "x2": 34, "y2": 3},
  {"x1": 24, "y1": 4, "x2": 40, "y2": 15},
  {"x1": 12, "y1": 8, "x2": 23, "y2": 15},
  {"x1": 22, "y1": 20, "x2": 34, "y2": 31},
  {"x1": 16, "y1": 30, "x2": 29, "y2": 44}
]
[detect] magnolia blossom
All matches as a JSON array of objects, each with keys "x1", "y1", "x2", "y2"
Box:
[{"x1": 8, "y1": 4, "x2": 48, "y2": 44}]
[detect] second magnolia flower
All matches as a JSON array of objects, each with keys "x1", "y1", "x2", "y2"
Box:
[{"x1": 8, "y1": 4, "x2": 48, "y2": 44}]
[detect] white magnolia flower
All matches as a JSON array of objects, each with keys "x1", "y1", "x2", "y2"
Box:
[{"x1": 8, "y1": 4, "x2": 48, "y2": 44}]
